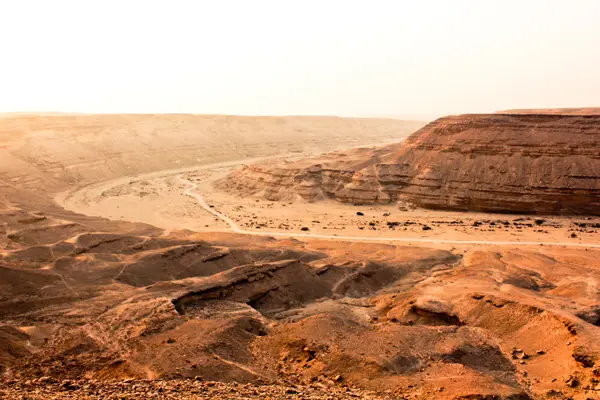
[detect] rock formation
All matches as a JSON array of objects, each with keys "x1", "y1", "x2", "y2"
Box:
[{"x1": 218, "y1": 114, "x2": 600, "y2": 214}]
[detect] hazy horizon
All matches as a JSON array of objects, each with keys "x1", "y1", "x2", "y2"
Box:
[{"x1": 1, "y1": 0, "x2": 599, "y2": 118}]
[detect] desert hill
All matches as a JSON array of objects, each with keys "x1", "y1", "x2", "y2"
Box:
[
  {"x1": 218, "y1": 113, "x2": 600, "y2": 214},
  {"x1": 0, "y1": 113, "x2": 423, "y2": 196}
]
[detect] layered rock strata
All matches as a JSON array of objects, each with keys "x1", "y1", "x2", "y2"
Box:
[{"x1": 218, "y1": 114, "x2": 600, "y2": 214}]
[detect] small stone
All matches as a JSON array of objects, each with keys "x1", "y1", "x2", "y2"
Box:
[
  {"x1": 60, "y1": 381, "x2": 80, "y2": 391},
  {"x1": 565, "y1": 375, "x2": 579, "y2": 388},
  {"x1": 511, "y1": 348, "x2": 528, "y2": 360}
]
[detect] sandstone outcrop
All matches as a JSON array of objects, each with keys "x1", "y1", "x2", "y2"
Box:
[{"x1": 218, "y1": 114, "x2": 600, "y2": 214}]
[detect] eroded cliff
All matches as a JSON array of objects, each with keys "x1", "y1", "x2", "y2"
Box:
[{"x1": 218, "y1": 114, "x2": 600, "y2": 214}]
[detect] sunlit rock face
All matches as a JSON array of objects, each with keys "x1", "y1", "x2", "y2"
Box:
[{"x1": 221, "y1": 114, "x2": 600, "y2": 214}]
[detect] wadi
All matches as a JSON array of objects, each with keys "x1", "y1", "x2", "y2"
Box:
[{"x1": 0, "y1": 110, "x2": 599, "y2": 400}]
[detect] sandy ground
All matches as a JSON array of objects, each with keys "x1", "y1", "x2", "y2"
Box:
[
  {"x1": 59, "y1": 156, "x2": 600, "y2": 250},
  {"x1": 55, "y1": 159, "x2": 259, "y2": 233}
]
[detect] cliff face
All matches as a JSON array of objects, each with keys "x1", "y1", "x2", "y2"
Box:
[{"x1": 218, "y1": 114, "x2": 600, "y2": 215}]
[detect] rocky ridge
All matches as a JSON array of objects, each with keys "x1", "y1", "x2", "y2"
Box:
[{"x1": 218, "y1": 114, "x2": 600, "y2": 214}]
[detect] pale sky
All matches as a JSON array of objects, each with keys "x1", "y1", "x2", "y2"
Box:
[{"x1": 1, "y1": 0, "x2": 599, "y2": 119}]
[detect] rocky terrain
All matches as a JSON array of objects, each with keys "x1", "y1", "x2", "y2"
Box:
[
  {"x1": 218, "y1": 114, "x2": 600, "y2": 214},
  {"x1": 0, "y1": 377, "x2": 386, "y2": 399},
  {"x1": 2, "y1": 198, "x2": 600, "y2": 399},
  {"x1": 2, "y1": 113, "x2": 600, "y2": 399}
]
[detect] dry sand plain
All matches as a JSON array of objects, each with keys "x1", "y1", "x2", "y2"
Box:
[
  {"x1": 60, "y1": 159, "x2": 600, "y2": 249},
  {"x1": 2, "y1": 113, "x2": 600, "y2": 400}
]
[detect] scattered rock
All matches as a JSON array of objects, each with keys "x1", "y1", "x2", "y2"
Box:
[
  {"x1": 565, "y1": 375, "x2": 579, "y2": 388},
  {"x1": 511, "y1": 348, "x2": 529, "y2": 360}
]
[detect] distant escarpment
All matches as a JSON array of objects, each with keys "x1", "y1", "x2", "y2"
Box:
[
  {"x1": 0, "y1": 113, "x2": 423, "y2": 196},
  {"x1": 217, "y1": 114, "x2": 600, "y2": 215}
]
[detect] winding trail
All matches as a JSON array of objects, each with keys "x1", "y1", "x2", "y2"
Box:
[
  {"x1": 179, "y1": 175, "x2": 242, "y2": 233},
  {"x1": 178, "y1": 175, "x2": 600, "y2": 248}
]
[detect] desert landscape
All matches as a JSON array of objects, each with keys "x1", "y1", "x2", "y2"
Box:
[
  {"x1": 4, "y1": 1, "x2": 600, "y2": 397},
  {"x1": 0, "y1": 110, "x2": 599, "y2": 400}
]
